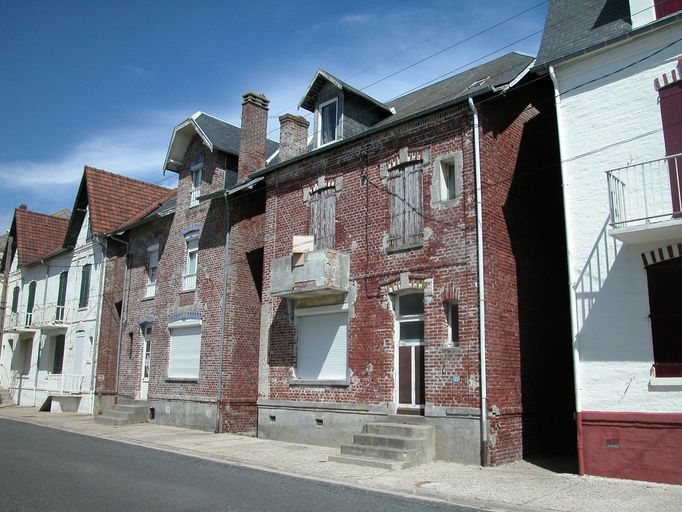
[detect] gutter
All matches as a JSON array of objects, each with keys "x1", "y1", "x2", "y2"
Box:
[
  {"x1": 215, "y1": 193, "x2": 232, "y2": 433},
  {"x1": 468, "y1": 96, "x2": 489, "y2": 466},
  {"x1": 548, "y1": 65, "x2": 584, "y2": 476}
]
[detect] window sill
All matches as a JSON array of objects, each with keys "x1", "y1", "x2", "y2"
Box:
[
  {"x1": 165, "y1": 378, "x2": 199, "y2": 383},
  {"x1": 386, "y1": 240, "x2": 424, "y2": 254},
  {"x1": 180, "y1": 288, "x2": 196, "y2": 294},
  {"x1": 649, "y1": 375, "x2": 682, "y2": 390},
  {"x1": 141, "y1": 295, "x2": 155, "y2": 302},
  {"x1": 290, "y1": 379, "x2": 349, "y2": 387}
]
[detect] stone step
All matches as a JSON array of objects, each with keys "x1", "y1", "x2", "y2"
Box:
[
  {"x1": 101, "y1": 410, "x2": 130, "y2": 420},
  {"x1": 385, "y1": 414, "x2": 429, "y2": 425},
  {"x1": 328, "y1": 454, "x2": 412, "y2": 470},
  {"x1": 364, "y1": 422, "x2": 434, "y2": 438},
  {"x1": 340, "y1": 443, "x2": 418, "y2": 461},
  {"x1": 353, "y1": 433, "x2": 424, "y2": 450},
  {"x1": 94, "y1": 415, "x2": 132, "y2": 426}
]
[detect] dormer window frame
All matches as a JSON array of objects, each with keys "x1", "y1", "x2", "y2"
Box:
[{"x1": 317, "y1": 97, "x2": 339, "y2": 148}]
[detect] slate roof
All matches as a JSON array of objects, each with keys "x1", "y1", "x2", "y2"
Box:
[
  {"x1": 299, "y1": 70, "x2": 394, "y2": 115},
  {"x1": 12, "y1": 208, "x2": 69, "y2": 265},
  {"x1": 535, "y1": 0, "x2": 633, "y2": 67},
  {"x1": 65, "y1": 166, "x2": 171, "y2": 246},
  {"x1": 193, "y1": 113, "x2": 279, "y2": 158}
]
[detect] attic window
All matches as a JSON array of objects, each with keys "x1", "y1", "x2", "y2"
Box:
[{"x1": 318, "y1": 98, "x2": 338, "y2": 146}]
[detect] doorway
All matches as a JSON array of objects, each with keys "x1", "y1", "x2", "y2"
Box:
[
  {"x1": 395, "y1": 293, "x2": 425, "y2": 415},
  {"x1": 139, "y1": 324, "x2": 152, "y2": 400}
]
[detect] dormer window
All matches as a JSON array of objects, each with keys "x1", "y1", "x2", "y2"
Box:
[
  {"x1": 190, "y1": 155, "x2": 203, "y2": 208},
  {"x1": 318, "y1": 98, "x2": 338, "y2": 146}
]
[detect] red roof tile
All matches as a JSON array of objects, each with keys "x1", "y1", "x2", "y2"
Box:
[
  {"x1": 84, "y1": 166, "x2": 171, "y2": 236},
  {"x1": 14, "y1": 208, "x2": 69, "y2": 265}
]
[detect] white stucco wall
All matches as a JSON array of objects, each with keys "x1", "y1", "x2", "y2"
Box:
[{"x1": 554, "y1": 23, "x2": 682, "y2": 412}]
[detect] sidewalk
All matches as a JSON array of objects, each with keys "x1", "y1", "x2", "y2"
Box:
[{"x1": 1, "y1": 406, "x2": 680, "y2": 512}]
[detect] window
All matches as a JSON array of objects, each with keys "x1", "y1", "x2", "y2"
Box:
[
  {"x1": 25, "y1": 281, "x2": 36, "y2": 326},
  {"x1": 318, "y1": 98, "x2": 338, "y2": 146},
  {"x1": 309, "y1": 186, "x2": 336, "y2": 249},
  {"x1": 295, "y1": 304, "x2": 348, "y2": 381},
  {"x1": 79, "y1": 264, "x2": 91, "y2": 308},
  {"x1": 646, "y1": 257, "x2": 682, "y2": 377},
  {"x1": 11, "y1": 286, "x2": 19, "y2": 314},
  {"x1": 52, "y1": 335, "x2": 65, "y2": 374},
  {"x1": 388, "y1": 163, "x2": 423, "y2": 250},
  {"x1": 20, "y1": 338, "x2": 33, "y2": 376},
  {"x1": 56, "y1": 271, "x2": 68, "y2": 322},
  {"x1": 183, "y1": 233, "x2": 199, "y2": 291},
  {"x1": 168, "y1": 322, "x2": 201, "y2": 379},
  {"x1": 145, "y1": 245, "x2": 159, "y2": 297},
  {"x1": 190, "y1": 155, "x2": 203, "y2": 207},
  {"x1": 446, "y1": 302, "x2": 459, "y2": 347}
]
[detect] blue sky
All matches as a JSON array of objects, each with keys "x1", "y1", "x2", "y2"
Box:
[{"x1": 0, "y1": 0, "x2": 547, "y2": 233}]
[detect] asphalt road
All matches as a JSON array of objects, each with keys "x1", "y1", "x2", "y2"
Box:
[{"x1": 0, "y1": 418, "x2": 476, "y2": 512}]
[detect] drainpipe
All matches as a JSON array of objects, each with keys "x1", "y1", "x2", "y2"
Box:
[
  {"x1": 215, "y1": 194, "x2": 232, "y2": 433},
  {"x1": 549, "y1": 65, "x2": 583, "y2": 475},
  {"x1": 109, "y1": 234, "x2": 130, "y2": 406},
  {"x1": 89, "y1": 236, "x2": 107, "y2": 415},
  {"x1": 468, "y1": 97, "x2": 489, "y2": 466}
]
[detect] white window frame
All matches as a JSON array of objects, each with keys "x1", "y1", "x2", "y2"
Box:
[
  {"x1": 167, "y1": 319, "x2": 202, "y2": 380},
  {"x1": 446, "y1": 301, "x2": 459, "y2": 347},
  {"x1": 293, "y1": 303, "x2": 348, "y2": 384},
  {"x1": 439, "y1": 159, "x2": 457, "y2": 201},
  {"x1": 394, "y1": 292, "x2": 425, "y2": 408},
  {"x1": 317, "y1": 97, "x2": 339, "y2": 147},
  {"x1": 145, "y1": 244, "x2": 159, "y2": 298},
  {"x1": 183, "y1": 232, "x2": 199, "y2": 291}
]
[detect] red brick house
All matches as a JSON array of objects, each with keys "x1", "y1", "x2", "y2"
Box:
[
  {"x1": 111, "y1": 105, "x2": 277, "y2": 432},
  {"x1": 252, "y1": 52, "x2": 575, "y2": 465}
]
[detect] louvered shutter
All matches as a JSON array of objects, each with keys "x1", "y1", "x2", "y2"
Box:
[{"x1": 405, "y1": 164, "x2": 423, "y2": 245}]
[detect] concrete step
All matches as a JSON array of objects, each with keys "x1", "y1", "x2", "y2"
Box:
[
  {"x1": 341, "y1": 443, "x2": 418, "y2": 461},
  {"x1": 94, "y1": 415, "x2": 131, "y2": 426},
  {"x1": 364, "y1": 422, "x2": 434, "y2": 438},
  {"x1": 353, "y1": 433, "x2": 424, "y2": 450},
  {"x1": 385, "y1": 414, "x2": 429, "y2": 425},
  {"x1": 95, "y1": 400, "x2": 150, "y2": 426},
  {"x1": 328, "y1": 454, "x2": 411, "y2": 470}
]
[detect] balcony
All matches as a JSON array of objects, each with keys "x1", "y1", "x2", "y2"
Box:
[
  {"x1": 270, "y1": 249, "x2": 350, "y2": 299},
  {"x1": 30, "y1": 304, "x2": 69, "y2": 330},
  {"x1": 607, "y1": 153, "x2": 682, "y2": 244},
  {"x1": 46, "y1": 373, "x2": 86, "y2": 395}
]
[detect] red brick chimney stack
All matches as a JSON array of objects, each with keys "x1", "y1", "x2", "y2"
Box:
[
  {"x1": 279, "y1": 114, "x2": 310, "y2": 162},
  {"x1": 238, "y1": 92, "x2": 270, "y2": 182}
]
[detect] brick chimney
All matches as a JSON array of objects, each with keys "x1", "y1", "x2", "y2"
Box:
[
  {"x1": 279, "y1": 114, "x2": 310, "y2": 162},
  {"x1": 237, "y1": 92, "x2": 270, "y2": 182}
]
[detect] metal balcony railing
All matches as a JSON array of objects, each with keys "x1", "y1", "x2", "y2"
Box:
[{"x1": 607, "y1": 153, "x2": 682, "y2": 229}]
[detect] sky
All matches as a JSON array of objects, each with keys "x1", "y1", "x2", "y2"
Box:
[{"x1": 0, "y1": 0, "x2": 548, "y2": 234}]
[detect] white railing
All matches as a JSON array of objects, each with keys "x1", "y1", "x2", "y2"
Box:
[
  {"x1": 190, "y1": 186, "x2": 201, "y2": 207},
  {"x1": 46, "y1": 373, "x2": 85, "y2": 394},
  {"x1": 4, "y1": 311, "x2": 20, "y2": 331},
  {"x1": 145, "y1": 282, "x2": 156, "y2": 298},
  {"x1": 30, "y1": 304, "x2": 69, "y2": 328},
  {"x1": 607, "y1": 153, "x2": 682, "y2": 229},
  {"x1": 183, "y1": 273, "x2": 197, "y2": 291}
]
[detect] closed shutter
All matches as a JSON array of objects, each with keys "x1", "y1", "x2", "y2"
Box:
[
  {"x1": 310, "y1": 187, "x2": 336, "y2": 250},
  {"x1": 659, "y1": 83, "x2": 682, "y2": 214},
  {"x1": 168, "y1": 326, "x2": 201, "y2": 379},
  {"x1": 11, "y1": 286, "x2": 19, "y2": 313},
  {"x1": 654, "y1": 0, "x2": 682, "y2": 18},
  {"x1": 297, "y1": 312, "x2": 347, "y2": 380},
  {"x1": 388, "y1": 168, "x2": 405, "y2": 247},
  {"x1": 405, "y1": 164, "x2": 423, "y2": 245},
  {"x1": 79, "y1": 264, "x2": 91, "y2": 308},
  {"x1": 647, "y1": 258, "x2": 682, "y2": 377}
]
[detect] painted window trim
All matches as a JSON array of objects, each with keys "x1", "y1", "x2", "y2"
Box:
[
  {"x1": 317, "y1": 97, "x2": 339, "y2": 148},
  {"x1": 145, "y1": 244, "x2": 159, "y2": 298}
]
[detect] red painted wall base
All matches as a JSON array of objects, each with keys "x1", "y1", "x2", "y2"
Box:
[{"x1": 579, "y1": 411, "x2": 682, "y2": 485}]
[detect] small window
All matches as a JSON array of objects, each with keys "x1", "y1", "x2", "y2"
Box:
[
  {"x1": 190, "y1": 155, "x2": 203, "y2": 207},
  {"x1": 446, "y1": 302, "x2": 459, "y2": 347},
  {"x1": 318, "y1": 98, "x2": 338, "y2": 146},
  {"x1": 440, "y1": 160, "x2": 457, "y2": 201},
  {"x1": 11, "y1": 286, "x2": 19, "y2": 314},
  {"x1": 25, "y1": 281, "x2": 36, "y2": 326},
  {"x1": 145, "y1": 245, "x2": 159, "y2": 297},
  {"x1": 79, "y1": 264, "x2": 91, "y2": 308},
  {"x1": 388, "y1": 163, "x2": 423, "y2": 250},
  {"x1": 183, "y1": 234, "x2": 199, "y2": 291},
  {"x1": 296, "y1": 305, "x2": 348, "y2": 381},
  {"x1": 168, "y1": 323, "x2": 201, "y2": 379},
  {"x1": 56, "y1": 271, "x2": 68, "y2": 322},
  {"x1": 309, "y1": 187, "x2": 336, "y2": 249}
]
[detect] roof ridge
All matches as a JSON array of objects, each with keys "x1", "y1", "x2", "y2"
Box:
[
  {"x1": 197, "y1": 111, "x2": 279, "y2": 144},
  {"x1": 84, "y1": 165, "x2": 168, "y2": 193}
]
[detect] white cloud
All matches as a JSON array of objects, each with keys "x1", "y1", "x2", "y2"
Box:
[{"x1": 340, "y1": 13, "x2": 371, "y2": 24}]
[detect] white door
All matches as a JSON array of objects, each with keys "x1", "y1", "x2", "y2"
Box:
[
  {"x1": 72, "y1": 331, "x2": 87, "y2": 392},
  {"x1": 140, "y1": 325, "x2": 151, "y2": 400}
]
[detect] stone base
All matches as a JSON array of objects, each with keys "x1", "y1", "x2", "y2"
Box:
[{"x1": 148, "y1": 398, "x2": 216, "y2": 431}]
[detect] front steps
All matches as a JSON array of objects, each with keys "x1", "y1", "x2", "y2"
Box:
[
  {"x1": 95, "y1": 400, "x2": 150, "y2": 426},
  {"x1": 329, "y1": 418, "x2": 435, "y2": 470},
  {"x1": 0, "y1": 387, "x2": 14, "y2": 407}
]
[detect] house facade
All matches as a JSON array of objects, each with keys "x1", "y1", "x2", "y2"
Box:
[
  {"x1": 536, "y1": 0, "x2": 682, "y2": 484},
  {"x1": 112, "y1": 104, "x2": 276, "y2": 432},
  {"x1": 254, "y1": 53, "x2": 574, "y2": 465}
]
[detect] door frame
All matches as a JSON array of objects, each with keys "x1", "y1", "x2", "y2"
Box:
[
  {"x1": 139, "y1": 324, "x2": 152, "y2": 400},
  {"x1": 393, "y1": 292, "x2": 425, "y2": 414}
]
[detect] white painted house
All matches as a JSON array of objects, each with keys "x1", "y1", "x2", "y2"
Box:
[{"x1": 536, "y1": 0, "x2": 682, "y2": 484}]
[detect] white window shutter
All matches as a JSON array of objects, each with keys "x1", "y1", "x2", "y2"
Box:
[
  {"x1": 168, "y1": 326, "x2": 201, "y2": 378},
  {"x1": 297, "y1": 312, "x2": 347, "y2": 380}
]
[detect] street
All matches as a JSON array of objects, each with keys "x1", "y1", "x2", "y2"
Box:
[{"x1": 0, "y1": 419, "x2": 472, "y2": 512}]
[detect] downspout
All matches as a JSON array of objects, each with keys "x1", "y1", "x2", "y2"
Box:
[
  {"x1": 110, "y1": 234, "x2": 130, "y2": 406},
  {"x1": 468, "y1": 96, "x2": 489, "y2": 466},
  {"x1": 33, "y1": 262, "x2": 50, "y2": 406},
  {"x1": 215, "y1": 193, "x2": 231, "y2": 433},
  {"x1": 89, "y1": 236, "x2": 107, "y2": 415},
  {"x1": 549, "y1": 65, "x2": 584, "y2": 475}
]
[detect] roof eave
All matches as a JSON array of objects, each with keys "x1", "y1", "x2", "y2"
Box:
[{"x1": 164, "y1": 113, "x2": 215, "y2": 173}]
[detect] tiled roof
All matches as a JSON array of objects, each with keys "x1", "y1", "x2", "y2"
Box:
[
  {"x1": 84, "y1": 166, "x2": 171, "y2": 236},
  {"x1": 14, "y1": 208, "x2": 69, "y2": 265},
  {"x1": 113, "y1": 188, "x2": 177, "y2": 233},
  {"x1": 535, "y1": 0, "x2": 632, "y2": 67}
]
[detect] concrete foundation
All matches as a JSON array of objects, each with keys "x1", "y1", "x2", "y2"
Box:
[
  {"x1": 258, "y1": 400, "x2": 481, "y2": 464},
  {"x1": 149, "y1": 398, "x2": 216, "y2": 431}
]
